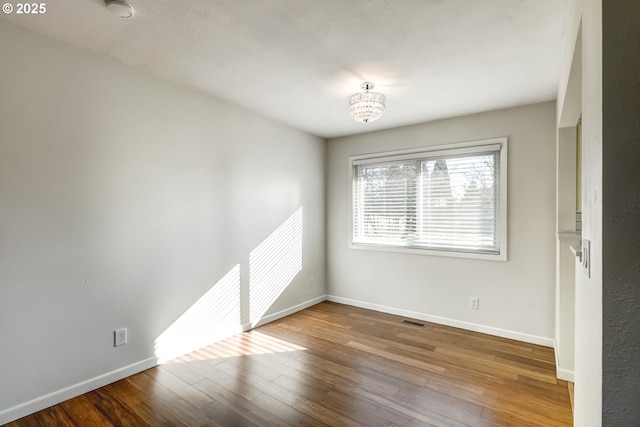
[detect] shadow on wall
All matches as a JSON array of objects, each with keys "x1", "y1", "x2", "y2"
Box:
[{"x1": 154, "y1": 207, "x2": 303, "y2": 363}]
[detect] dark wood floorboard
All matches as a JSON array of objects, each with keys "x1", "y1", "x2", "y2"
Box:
[{"x1": 3, "y1": 302, "x2": 572, "y2": 426}]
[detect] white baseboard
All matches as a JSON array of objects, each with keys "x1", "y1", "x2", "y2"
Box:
[
  {"x1": 554, "y1": 342, "x2": 575, "y2": 382},
  {"x1": 252, "y1": 295, "x2": 327, "y2": 328},
  {"x1": 0, "y1": 295, "x2": 328, "y2": 425},
  {"x1": 0, "y1": 357, "x2": 157, "y2": 425},
  {"x1": 2, "y1": 294, "x2": 558, "y2": 424},
  {"x1": 0, "y1": 296, "x2": 328, "y2": 425},
  {"x1": 556, "y1": 367, "x2": 575, "y2": 382},
  {"x1": 326, "y1": 295, "x2": 555, "y2": 348}
]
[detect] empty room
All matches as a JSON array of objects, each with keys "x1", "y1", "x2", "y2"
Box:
[{"x1": 1, "y1": 1, "x2": 638, "y2": 426}]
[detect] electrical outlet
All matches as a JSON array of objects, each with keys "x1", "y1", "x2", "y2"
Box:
[
  {"x1": 469, "y1": 297, "x2": 479, "y2": 310},
  {"x1": 309, "y1": 278, "x2": 315, "y2": 288},
  {"x1": 114, "y1": 328, "x2": 127, "y2": 347}
]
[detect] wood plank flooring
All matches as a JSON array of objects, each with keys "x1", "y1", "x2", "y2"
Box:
[{"x1": 4, "y1": 302, "x2": 573, "y2": 426}]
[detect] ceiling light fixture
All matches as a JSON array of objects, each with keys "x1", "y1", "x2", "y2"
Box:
[
  {"x1": 105, "y1": 0, "x2": 135, "y2": 18},
  {"x1": 348, "y1": 82, "x2": 386, "y2": 123}
]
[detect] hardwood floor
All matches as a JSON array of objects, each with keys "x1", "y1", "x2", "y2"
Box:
[{"x1": 4, "y1": 302, "x2": 573, "y2": 426}]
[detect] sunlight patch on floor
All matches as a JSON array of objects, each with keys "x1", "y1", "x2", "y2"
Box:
[
  {"x1": 154, "y1": 264, "x2": 241, "y2": 364},
  {"x1": 166, "y1": 330, "x2": 307, "y2": 363}
]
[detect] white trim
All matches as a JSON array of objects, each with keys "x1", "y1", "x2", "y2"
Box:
[
  {"x1": 326, "y1": 295, "x2": 554, "y2": 348},
  {"x1": 349, "y1": 137, "x2": 507, "y2": 164},
  {"x1": 348, "y1": 243, "x2": 505, "y2": 261},
  {"x1": 0, "y1": 357, "x2": 157, "y2": 425},
  {"x1": 251, "y1": 295, "x2": 327, "y2": 328},
  {"x1": 556, "y1": 367, "x2": 575, "y2": 382},
  {"x1": 498, "y1": 139, "x2": 508, "y2": 260},
  {"x1": 557, "y1": 231, "x2": 581, "y2": 242},
  {"x1": 352, "y1": 142, "x2": 502, "y2": 166},
  {"x1": 554, "y1": 341, "x2": 576, "y2": 382}
]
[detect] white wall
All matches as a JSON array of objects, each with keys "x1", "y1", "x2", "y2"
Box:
[
  {"x1": 326, "y1": 102, "x2": 557, "y2": 344},
  {"x1": 0, "y1": 20, "x2": 325, "y2": 422},
  {"x1": 557, "y1": 1, "x2": 603, "y2": 425}
]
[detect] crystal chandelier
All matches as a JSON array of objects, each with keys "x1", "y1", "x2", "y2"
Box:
[{"x1": 348, "y1": 82, "x2": 386, "y2": 123}]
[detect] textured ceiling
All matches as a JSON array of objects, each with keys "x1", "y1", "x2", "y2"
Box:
[{"x1": 1, "y1": 0, "x2": 568, "y2": 138}]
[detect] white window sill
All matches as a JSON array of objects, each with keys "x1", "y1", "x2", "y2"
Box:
[{"x1": 349, "y1": 242, "x2": 507, "y2": 262}]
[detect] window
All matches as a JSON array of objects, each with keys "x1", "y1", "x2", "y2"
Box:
[{"x1": 351, "y1": 138, "x2": 507, "y2": 260}]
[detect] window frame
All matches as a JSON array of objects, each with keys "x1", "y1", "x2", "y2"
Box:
[{"x1": 348, "y1": 137, "x2": 508, "y2": 261}]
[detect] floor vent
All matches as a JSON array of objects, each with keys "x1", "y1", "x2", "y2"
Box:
[{"x1": 402, "y1": 320, "x2": 425, "y2": 327}]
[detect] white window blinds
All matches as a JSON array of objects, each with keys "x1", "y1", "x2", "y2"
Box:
[
  {"x1": 352, "y1": 142, "x2": 505, "y2": 257},
  {"x1": 353, "y1": 161, "x2": 418, "y2": 245}
]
